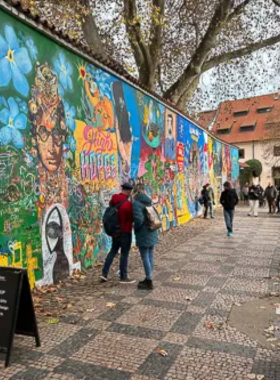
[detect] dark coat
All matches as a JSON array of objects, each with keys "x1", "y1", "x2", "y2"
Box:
[
  {"x1": 133, "y1": 194, "x2": 158, "y2": 248},
  {"x1": 220, "y1": 188, "x2": 239, "y2": 210},
  {"x1": 248, "y1": 185, "x2": 260, "y2": 200},
  {"x1": 265, "y1": 186, "x2": 277, "y2": 200},
  {"x1": 201, "y1": 187, "x2": 210, "y2": 205}
]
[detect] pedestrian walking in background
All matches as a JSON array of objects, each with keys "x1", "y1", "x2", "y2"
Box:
[
  {"x1": 201, "y1": 184, "x2": 211, "y2": 219},
  {"x1": 248, "y1": 183, "x2": 260, "y2": 217},
  {"x1": 101, "y1": 183, "x2": 135, "y2": 284},
  {"x1": 257, "y1": 184, "x2": 265, "y2": 207},
  {"x1": 133, "y1": 190, "x2": 159, "y2": 290},
  {"x1": 276, "y1": 184, "x2": 280, "y2": 213},
  {"x1": 208, "y1": 185, "x2": 215, "y2": 219},
  {"x1": 265, "y1": 182, "x2": 277, "y2": 214},
  {"x1": 242, "y1": 183, "x2": 249, "y2": 205},
  {"x1": 220, "y1": 181, "x2": 239, "y2": 236}
]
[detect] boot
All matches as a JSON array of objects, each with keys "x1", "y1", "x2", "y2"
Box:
[{"x1": 138, "y1": 279, "x2": 153, "y2": 290}]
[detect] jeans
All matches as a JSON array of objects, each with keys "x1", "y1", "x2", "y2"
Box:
[
  {"x1": 103, "y1": 233, "x2": 132, "y2": 279},
  {"x1": 209, "y1": 201, "x2": 214, "y2": 217},
  {"x1": 224, "y1": 209, "x2": 234, "y2": 233},
  {"x1": 139, "y1": 246, "x2": 154, "y2": 280}
]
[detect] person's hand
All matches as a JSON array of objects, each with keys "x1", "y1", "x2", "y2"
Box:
[{"x1": 213, "y1": 202, "x2": 215, "y2": 205}]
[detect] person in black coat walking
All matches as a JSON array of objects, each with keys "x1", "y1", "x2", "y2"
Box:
[
  {"x1": 220, "y1": 181, "x2": 239, "y2": 236},
  {"x1": 201, "y1": 184, "x2": 211, "y2": 219}
]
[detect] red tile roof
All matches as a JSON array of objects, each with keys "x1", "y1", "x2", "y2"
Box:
[
  {"x1": 197, "y1": 110, "x2": 217, "y2": 130},
  {"x1": 210, "y1": 93, "x2": 280, "y2": 144}
]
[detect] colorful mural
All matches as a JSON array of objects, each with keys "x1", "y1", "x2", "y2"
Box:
[{"x1": 0, "y1": 8, "x2": 239, "y2": 287}]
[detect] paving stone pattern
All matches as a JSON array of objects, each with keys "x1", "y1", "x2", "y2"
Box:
[{"x1": 1, "y1": 209, "x2": 280, "y2": 379}]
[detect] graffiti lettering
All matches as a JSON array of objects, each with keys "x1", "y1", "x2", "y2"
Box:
[{"x1": 83, "y1": 126, "x2": 114, "y2": 155}]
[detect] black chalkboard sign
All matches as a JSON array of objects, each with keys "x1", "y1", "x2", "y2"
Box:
[{"x1": 0, "y1": 267, "x2": 40, "y2": 367}]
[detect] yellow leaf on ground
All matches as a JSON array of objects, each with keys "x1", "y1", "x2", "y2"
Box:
[
  {"x1": 155, "y1": 348, "x2": 168, "y2": 356},
  {"x1": 46, "y1": 318, "x2": 59, "y2": 325},
  {"x1": 173, "y1": 276, "x2": 180, "y2": 281},
  {"x1": 205, "y1": 321, "x2": 215, "y2": 329},
  {"x1": 257, "y1": 375, "x2": 265, "y2": 380},
  {"x1": 106, "y1": 302, "x2": 116, "y2": 308},
  {"x1": 247, "y1": 374, "x2": 256, "y2": 379}
]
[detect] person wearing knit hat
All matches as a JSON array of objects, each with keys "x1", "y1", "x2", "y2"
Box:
[{"x1": 220, "y1": 181, "x2": 239, "y2": 236}]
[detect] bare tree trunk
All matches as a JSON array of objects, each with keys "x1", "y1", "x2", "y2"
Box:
[{"x1": 80, "y1": 0, "x2": 108, "y2": 59}]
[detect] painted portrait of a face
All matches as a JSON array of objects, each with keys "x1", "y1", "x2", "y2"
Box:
[
  {"x1": 29, "y1": 63, "x2": 67, "y2": 172},
  {"x1": 35, "y1": 107, "x2": 67, "y2": 172}
]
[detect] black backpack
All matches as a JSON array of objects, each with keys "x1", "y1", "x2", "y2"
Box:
[{"x1": 102, "y1": 200, "x2": 127, "y2": 237}]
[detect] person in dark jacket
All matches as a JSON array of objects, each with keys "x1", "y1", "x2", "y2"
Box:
[
  {"x1": 277, "y1": 185, "x2": 280, "y2": 213},
  {"x1": 201, "y1": 184, "x2": 211, "y2": 219},
  {"x1": 248, "y1": 184, "x2": 260, "y2": 217},
  {"x1": 208, "y1": 185, "x2": 215, "y2": 219},
  {"x1": 133, "y1": 192, "x2": 158, "y2": 290},
  {"x1": 265, "y1": 183, "x2": 277, "y2": 214},
  {"x1": 220, "y1": 181, "x2": 239, "y2": 236},
  {"x1": 101, "y1": 183, "x2": 135, "y2": 284}
]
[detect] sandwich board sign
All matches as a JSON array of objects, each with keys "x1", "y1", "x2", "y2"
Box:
[{"x1": 0, "y1": 267, "x2": 40, "y2": 367}]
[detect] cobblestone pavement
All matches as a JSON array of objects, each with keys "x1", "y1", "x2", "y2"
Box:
[{"x1": 1, "y1": 208, "x2": 280, "y2": 380}]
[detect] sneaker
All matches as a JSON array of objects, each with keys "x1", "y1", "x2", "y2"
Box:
[
  {"x1": 247, "y1": 214, "x2": 251, "y2": 216},
  {"x1": 211, "y1": 216, "x2": 215, "y2": 219},
  {"x1": 120, "y1": 278, "x2": 136, "y2": 284},
  {"x1": 228, "y1": 232, "x2": 233, "y2": 236},
  {"x1": 254, "y1": 215, "x2": 258, "y2": 217},
  {"x1": 100, "y1": 274, "x2": 108, "y2": 282}
]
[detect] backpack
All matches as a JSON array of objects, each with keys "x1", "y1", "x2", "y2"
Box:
[
  {"x1": 144, "y1": 205, "x2": 162, "y2": 231},
  {"x1": 102, "y1": 200, "x2": 127, "y2": 237},
  {"x1": 198, "y1": 196, "x2": 204, "y2": 205}
]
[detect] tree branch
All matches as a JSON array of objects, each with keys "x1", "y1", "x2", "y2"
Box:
[
  {"x1": 202, "y1": 33, "x2": 280, "y2": 72},
  {"x1": 149, "y1": 0, "x2": 165, "y2": 58},
  {"x1": 272, "y1": 0, "x2": 280, "y2": 6},
  {"x1": 163, "y1": 0, "x2": 234, "y2": 102},
  {"x1": 227, "y1": 0, "x2": 251, "y2": 22},
  {"x1": 81, "y1": 0, "x2": 107, "y2": 58},
  {"x1": 123, "y1": 0, "x2": 152, "y2": 71}
]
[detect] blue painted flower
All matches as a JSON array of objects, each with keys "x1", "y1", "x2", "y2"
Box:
[
  {"x1": 64, "y1": 102, "x2": 76, "y2": 131},
  {"x1": 0, "y1": 97, "x2": 27, "y2": 149},
  {"x1": 15, "y1": 97, "x2": 28, "y2": 114},
  {"x1": 26, "y1": 38, "x2": 38, "y2": 61},
  {"x1": 68, "y1": 136, "x2": 76, "y2": 152},
  {"x1": 54, "y1": 52, "x2": 73, "y2": 91},
  {"x1": 0, "y1": 25, "x2": 32, "y2": 97}
]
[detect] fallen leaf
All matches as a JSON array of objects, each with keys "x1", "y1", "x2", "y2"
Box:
[
  {"x1": 185, "y1": 297, "x2": 193, "y2": 301},
  {"x1": 155, "y1": 348, "x2": 168, "y2": 356},
  {"x1": 106, "y1": 302, "x2": 116, "y2": 308},
  {"x1": 46, "y1": 318, "x2": 59, "y2": 325},
  {"x1": 205, "y1": 321, "x2": 215, "y2": 329},
  {"x1": 257, "y1": 375, "x2": 265, "y2": 380},
  {"x1": 234, "y1": 302, "x2": 242, "y2": 307},
  {"x1": 173, "y1": 276, "x2": 180, "y2": 282},
  {"x1": 267, "y1": 337, "x2": 277, "y2": 342},
  {"x1": 260, "y1": 306, "x2": 266, "y2": 309},
  {"x1": 247, "y1": 374, "x2": 256, "y2": 379}
]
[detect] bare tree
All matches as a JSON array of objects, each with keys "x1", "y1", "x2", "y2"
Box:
[{"x1": 14, "y1": 0, "x2": 280, "y2": 110}]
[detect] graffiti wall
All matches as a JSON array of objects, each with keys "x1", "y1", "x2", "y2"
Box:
[{"x1": 0, "y1": 8, "x2": 239, "y2": 287}]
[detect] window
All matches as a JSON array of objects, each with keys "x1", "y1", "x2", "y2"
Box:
[
  {"x1": 233, "y1": 110, "x2": 249, "y2": 117},
  {"x1": 239, "y1": 149, "x2": 245, "y2": 159},
  {"x1": 257, "y1": 107, "x2": 272, "y2": 114},
  {"x1": 240, "y1": 125, "x2": 256, "y2": 132},
  {"x1": 217, "y1": 128, "x2": 230, "y2": 135},
  {"x1": 274, "y1": 146, "x2": 280, "y2": 156}
]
